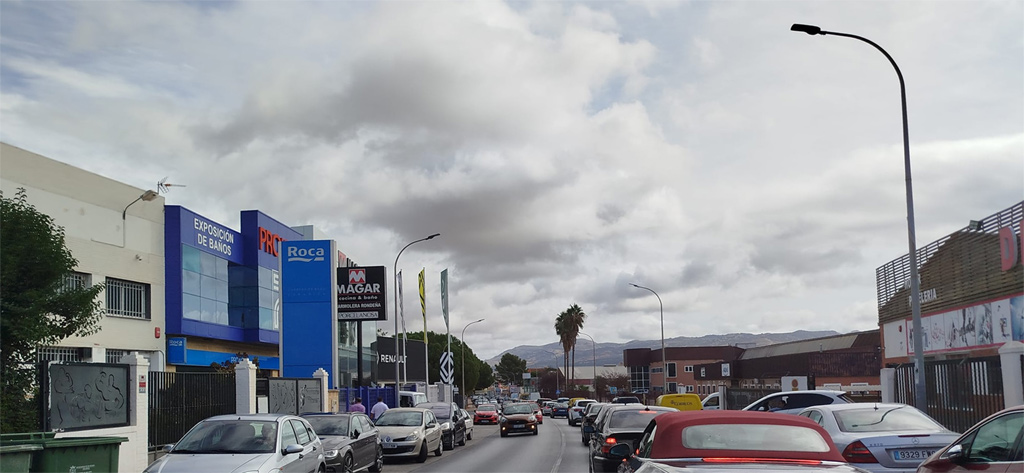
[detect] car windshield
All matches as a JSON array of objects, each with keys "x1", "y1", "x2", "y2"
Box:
[
  {"x1": 374, "y1": 411, "x2": 422, "y2": 427},
  {"x1": 173, "y1": 420, "x2": 278, "y2": 454},
  {"x1": 426, "y1": 405, "x2": 452, "y2": 420},
  {"x1": 609, "y1": 409, "x2": 668, "y2": 429},
  {"x1": 834, "y1": 406, "x2": 945, "y2": 432},
  {"x1": 679, "y1": 424, "x2": 832, "y2": 455},
  {"x1": 303, "y1": 415, "x2": 349, "y2": 436},
  {"x1": 504, "y1": 404, "x2": 534, "y2": 415}
]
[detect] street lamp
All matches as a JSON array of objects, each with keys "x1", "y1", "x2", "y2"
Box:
[
  {"x1": 790, "y1": 23, "x2": 927, "y2": 413},
  {"x1": 393, "y1": 233, "x2": 440, "y2": 391},
  {"x1": 579, "y1": 332, "x2": 597, "y2": 396},
  {"x1": 630, "y1": 283, "x2": 666, "y2": 396},
  {"x1": 461, "y1": 318, "x2": 485, "y2": 404}
]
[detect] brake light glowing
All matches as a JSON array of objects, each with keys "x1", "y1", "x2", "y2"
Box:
[
  {"x1": 842, "y1": 441, "x2": 878, "y2": 463},
  {"x1": 601, "y1": 437, "x2": 618, "y2": 454}
]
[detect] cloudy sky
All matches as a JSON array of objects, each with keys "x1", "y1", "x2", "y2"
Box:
[{"x1": 2, "y1": 1, "x2": 1021, "y2": 360}]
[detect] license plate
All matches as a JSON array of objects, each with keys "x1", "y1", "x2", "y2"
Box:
[
  {"x1": 893, "y1": 449, "x2": 934, "y2": 460},
  {"x1": 383, "y1": 443, "x2": 396, "y2": 449}
]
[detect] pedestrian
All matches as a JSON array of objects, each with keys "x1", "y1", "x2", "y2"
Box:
[
  {"x1": 349, "y1": 397, "x2": 366, "y2": 413},
  {"x1": 370, "y1": 396, "x2": 389, "y2": 421}
]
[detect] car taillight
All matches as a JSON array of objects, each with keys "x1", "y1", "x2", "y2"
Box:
[
  {"x1": 601, "y1": 437, "x2": 617, "y2": 454},
  {"x1": 842, "y1": 441, "x2": 878, "y2": 463}
]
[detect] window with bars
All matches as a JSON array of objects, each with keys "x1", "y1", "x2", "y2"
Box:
[
  {"x1": 106, "y1": 278, "x2": 150, "y2": 319},
  {"x1": 62, "y1": 272, "x2": 89, "y2": 292},
  {"x1": 37, "y1": 347, "x2": 83, "y2": 363},
  {"x1": 106, "y1": 349, "x2": 131, "y2": 364}
]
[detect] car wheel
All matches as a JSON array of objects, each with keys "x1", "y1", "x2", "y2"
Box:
[
  {"x1": 434, "y1": 440, "x2": 443, "y2": 457},
  {"x1": 466, "y1": 430, "x2": 473, "y2": 441},
  {"x1": 533, "y1": 428, "x2": 538, "y2": 435},
  {"x1": 341, "y1": 453, "x2": 355, "y2": 473},
  {"x1": 500, "y1": 430, "x2": 507, "y2": 437},
  {"x1": 369, "y1": 445, "x2": 383, "y2": 472},
  {"x1": 416, "y1": 441, "x2": 428, "y2": 463},
  {"x1": 319, "y1": 465, "x2": 326, "y2": 473},
  {"x1": 458, "y1": 431, "x2": 466, "y2": 446},
  {"x1": 582, "y1": 435, "x2": 587, "y2": 446}
]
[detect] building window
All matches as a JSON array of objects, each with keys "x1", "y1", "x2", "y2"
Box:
[
  {"x1": 629, "y1": 365, "x2": 650, "y2": 393},
  {"x1": 668, "y1": 382, "x2": 678, "y2": 393},
  {"x1": 106, "y1": 278, "x2": 150, "y2": 319},
  {"x1": 685, "y1": 385, "x2": 694, "y2": 393},
  {"x1": 37, "y1": 347, "x2": 83, "y2": 363},
  {"x1": 667, "y1": 363, "x2": 677, "y2": 378},
  {"x1": 181, "y1": 245, "x2": 228, "y2": 325},
  {"x1": 63, "y1": 272, "x2": 89, "y2": 292},
  {"x1": 106, "y1": 349, "x2": 131, "y2": 364},
  {"x1": 684, "y1": 365, "x2": 693, "y2": 373},
  {"x1": 651, "y1": 367, "x2": 663, "y2": 374}
]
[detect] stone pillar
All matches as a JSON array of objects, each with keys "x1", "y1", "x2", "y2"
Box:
[
  {"x1": 235, "y1": 358, "x2": 257, "y2": 414},
  {"x1": 313, "y1": 368, "x2": 330, "y2": 412},
  {"x1": 123, "y1": 352, "x2": 149, "y2": 472},
  {"x1": 880, "y1": 368, "x2": 896, "y2": 403},
  {"x1": 718, "y1": 385, "x2": 728, "y2": 410},
  {"x1": 998, "y1": 341, "x2": 1024, "y2": 408}
]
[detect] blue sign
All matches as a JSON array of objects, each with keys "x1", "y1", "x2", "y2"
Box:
[
  {"x1": 281, "y1": 240, "x2": 337, "y2": 387},
  {"x1": 167, "y1": 337, "x2": 187, "y2": 364}
]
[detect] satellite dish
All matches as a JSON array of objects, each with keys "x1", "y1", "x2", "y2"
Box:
[{"x1": 157, "y1": 177, "x2": 187, "y2": 194}]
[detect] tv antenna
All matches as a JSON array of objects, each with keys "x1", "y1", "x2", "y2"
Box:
[{"x1": 157, "y1": 177, "x2": 187, "y2": 194}]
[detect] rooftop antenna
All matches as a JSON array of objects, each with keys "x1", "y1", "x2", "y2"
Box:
[{"x1": 157, "y1": 177, "x2": 187, "y2": 194}]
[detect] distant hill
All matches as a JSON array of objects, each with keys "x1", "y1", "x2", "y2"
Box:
[{"x1": 486, "y1": 330, "x2": 840, "y2": 368}]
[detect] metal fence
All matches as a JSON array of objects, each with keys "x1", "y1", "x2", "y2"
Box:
[
  {"x1": 149, "y1": 371, "x2": 236, "y2": 447},
  {"x1": 894, "y1": 356, "x2": 1004, "y2": 433}
]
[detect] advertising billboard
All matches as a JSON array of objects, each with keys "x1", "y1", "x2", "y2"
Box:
[
  {"x1": 373, "y1": 337, "x2": 427, "y2": 383},
  {"x1": 337, "y1": 266, "x2": 388, "y2": 321}
]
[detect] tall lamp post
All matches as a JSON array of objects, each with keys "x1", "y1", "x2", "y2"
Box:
[
  {"x1": 461, "y1": 318, "x2": 485, "y2": 404},
  {"x1": 579, "y1": 332, "x2": 597, "y2": 396},
  {"x1": 790, "y1": 23, "x2": 926, "y2": 413},
  {"x1": 630, "y1": 283, "x2": 666, "y2": 396},
  {"x1": 393, "y1": 233, "x2": 440, "y2": 392}
]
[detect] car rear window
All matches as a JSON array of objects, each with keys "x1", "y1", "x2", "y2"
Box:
[
  {"x1": 680, "y1": 424, "x2": 832, "y2": 454},
  {"x1": 609, "y1": 409, "x2": 670, "y2": 429},
  {"x1": 834, "y1": 406, "x2": 944, "y2": 432}
]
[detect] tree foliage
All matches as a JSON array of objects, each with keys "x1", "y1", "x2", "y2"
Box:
[
  {"x1": 1, "y1": 188, "x2": 105, "y2": 433},
  {"x1": 403, "y1": 330, "x2": 485, "y2": 395},
  {"x1": 554, "y1": 304, "x2": 586, "y2": 386},
  {"x1": 494, "y1": 353, "x2": 527, "y2": 385},
  {"x1": 475, "y1": 363, "x2": 494, "y2": 390}
]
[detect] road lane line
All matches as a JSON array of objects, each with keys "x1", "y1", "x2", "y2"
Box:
[{"x1": 549, "y1": 420, "x2": 566, "y2": 473}]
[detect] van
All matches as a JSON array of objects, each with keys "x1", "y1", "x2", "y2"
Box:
[
  {"x1": 399, "y1": 390, "x2": 428, "y2": 407},
  {"x1": 701, "y1": 392, "x2": 721, "y2": 410},
  {"x1": 655, "y1": 393, "x2": 702, "y2": 411}
]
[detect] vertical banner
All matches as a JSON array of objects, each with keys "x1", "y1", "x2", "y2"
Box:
[
  {"x1": 398, "y1": 271, "x2": 406, "y2": 335},
  {"x1": 398, "y1": 270, "x2": 407, "y2": 384},
  {"x1": 441, "y1": 269, "x2": 450, "y2": 330},
  {"x1": 419, "y1": 268, "x2": 429, "y2": 385}
]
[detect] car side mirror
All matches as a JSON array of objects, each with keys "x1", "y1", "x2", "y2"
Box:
[
  {"x1": 608, "y1": 443, "x2": 632, "y2": 459},
  {"x1": 162, "y1": 444, "x2": 175, "y2": 452},
  {"x1": 427, "y1": 422, "x2": 436, "y2": 428},
  {"x1": 283, "y1": 444, "x2": 304, "y2": 455},
  {"x1": 944, "y1": 444, "x2": 966, "y2": 463}
]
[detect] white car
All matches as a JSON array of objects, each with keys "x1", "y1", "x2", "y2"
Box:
[
  {"x1": 798, "y1": 403, "x2": 960, "y2": 473},
  {"x1": 568, "y1": 399, "x2": 596, "y2": 426},
  {"x1": 373, "y1": 407, "x2": 443, "y2": 463},
  {"x1": 743, "y1": 390, "x2": 855, "y2": 415}
]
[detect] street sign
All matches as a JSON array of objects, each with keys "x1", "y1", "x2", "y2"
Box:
[{"x1": 439, "y1": 351, "x2": 454, "y2": 384}]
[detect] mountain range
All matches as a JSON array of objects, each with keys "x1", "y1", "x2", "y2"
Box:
[{"x1": 486, "y1": 330, "x2": 840, "y2": 368}]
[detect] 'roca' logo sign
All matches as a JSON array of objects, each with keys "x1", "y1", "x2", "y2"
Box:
[{"x1": 286, "y1": 246, "x2": 325, "y2": 263}]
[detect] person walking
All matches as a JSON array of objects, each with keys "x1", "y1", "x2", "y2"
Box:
[
  {"x1": 370, "y1": 396, "x2": 389, "y2": 421},
  {"x1": 349, "y1": 397, "x2": 366, "y2": 413}
]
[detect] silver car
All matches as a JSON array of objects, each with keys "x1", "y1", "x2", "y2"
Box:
[
  {"x1": 743, "y1": 389, "x2": 856, "y2": 415},
  {"x1": 798, "y1": 403, "x2": 960, "y2": 473},
  {"x1": 374, "y1": 407, "x2": 443, "y2": 463},
  {"x1": 143, "y1": 413, "x2": 326, "y2": 473}
]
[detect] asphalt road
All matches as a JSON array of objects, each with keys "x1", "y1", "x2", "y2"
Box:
[{"x1": 382, "y1": 415, "x2": 593, "y2": 473}]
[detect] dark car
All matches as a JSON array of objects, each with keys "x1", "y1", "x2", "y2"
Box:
[
  {"x1": 500, "y1": 402, "x2": 539, "y2": 437},
  {"x1": 581, "y1": 402, "x2": 609, "y2": 446},
  {"x1": 418, "y1": 402, "x2": 467, "y2": 450},
  {"x1": 551, "y1": 402, "x2": 569, "y2": 418},
  {"x1": 916, "y1": 405, "x2": 1023, "y2": 473},
  {"x1": 302, "y1": 412, "x2": 382, "y2": 473},
  {"x1": 585, "y1": 404, "x2": 676, "y2": 472}
]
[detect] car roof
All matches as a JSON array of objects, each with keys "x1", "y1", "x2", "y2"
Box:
[
  {"x1": 203, "y1": 413, "x2": 296, "y2": 422},
  {"x1": 647, "y1": 411, "x2": 843, "y2": 462}
]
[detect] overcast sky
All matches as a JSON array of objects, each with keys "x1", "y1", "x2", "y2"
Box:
[{"x1": 2, "y1": 1, "x2": 1021, "y2": 360}]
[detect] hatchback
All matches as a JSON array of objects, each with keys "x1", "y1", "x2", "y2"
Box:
[
  {"x1": 917, "y1": 405, "x2": 1023, "y2": 473},
  {"x1": 743, "y1": 390, "x2": 856, "y2": 415}
]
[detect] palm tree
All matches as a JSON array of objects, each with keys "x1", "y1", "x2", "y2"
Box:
[
  {"x1": 555, "y1": 310, "x2": 571, "y2": 390},
  {"x1": 564, "y1": 304, "x2": 586, "y2": 386}
]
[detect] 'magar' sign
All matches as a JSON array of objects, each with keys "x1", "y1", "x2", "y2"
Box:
[{"x1": 337, "y1": 266, "x2": 387, "y2": 321}]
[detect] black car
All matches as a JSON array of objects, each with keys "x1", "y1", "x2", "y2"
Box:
[
  {"x1": 418, "y1": 402, "x2": 467, "y2": 450},
  {"x1": 585, "y1": 404, "x2": 675, "y2": 473},
  {"x1": 302, "y1": 412, "x2": 382, "y2": 473},
  {"x1": 580, "y1": 402, "x2": 609, "y2": 446}
]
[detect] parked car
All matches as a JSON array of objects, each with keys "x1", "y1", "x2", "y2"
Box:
[
  {"x1": 373, "y1": 407, "x2": 443, "y2": 463},
  {"x1": 458, "y1": 408, "x2": 474, "y2": 440},
  {"x1": 419, "y1": 401, "x2": 467, "y2": 450},
  {"x1": 302, "y1": 412, "x2": 383, "y2": 473},
  {"x1": 399, "y1": 390, "x2": 428, "y2": 408},
  {"x1": 499, "y1": 402, "x2": 539, "y2": 437},
  {"x1": 611, "y1": 396, "x2": 641, "y2": 404},
  {"x1": 569, "y1": 398, "x2": 597, "y2": 426},
  {"x1": 613, "y1": 410, "x2": 857, "y2": 473},
  {"x1": 743, "y1": 390, "x2": 856, "y2": 415},
  {"x1": 580, "y1": 402, "x2": 609, "y2": 445},
  {"x1": 474, "y1": 403, "x2": 499, "y2": 424},
  {"x1": 551, "y1": 402, "x2": 569, "y2": 418},
  {"x1": 916, "y1": 405, "x2": 1023, "y2": 473},
  {"x1": 541, "y1": 401, "x2": 555, "y2": 417},
  {"x1": 701, "y1": 392, "x2": 721, "y2": 410},
  {"x1": 797, "y1": 403, "x2": 959, "y2": 472},
  {"x1": 655, "y1": 393, "x2": 702, "y2": 411},
  {"x1": 585, "y1": 404, "x2": 676, "y2": 472},
  {"x1": 143, "y1": 413, "x2": 326, "y2": 473}
]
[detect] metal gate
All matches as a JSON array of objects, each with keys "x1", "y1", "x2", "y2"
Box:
[
  {"x1": 149, "y1": 371, "x2": 236, "y2": 447},
  {"x1": 257, "y1": 378, "x2": 322, "y2": 415},
  {"x1": 894, "y1": 356, "x2": 1004, "y2": 433}
]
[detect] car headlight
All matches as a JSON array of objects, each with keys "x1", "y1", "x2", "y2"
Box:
[
  {"x1": 403, "y1": 431, "x2": 420, "y2": 441},
  {"x1": 324, "y1": 449, "x2": 339, "y2": 459},
  {"x1": 441, "y1": 422, "x2": 451, "y2": 431}
]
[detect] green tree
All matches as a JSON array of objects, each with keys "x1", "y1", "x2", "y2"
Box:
[
  {"x1": 1, "y1": 189, "x2": 105, "y2": 433},
  {"x1": 475, "y1": 363, "x2": 494, "y2": 390},
  {"x1": 555, "y1": 311, "x2": 571, "y2": 388},
  {"x1": 494, "y1": 353, "x2": 527, "y2": 385},
  {"x1": 404, "y1": 330, "x2": 485, "y2": 394},
  {"x1": 555, "y1": 304, "x2": 586, "y2": 387}
]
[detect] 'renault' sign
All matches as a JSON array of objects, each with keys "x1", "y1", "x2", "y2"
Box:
[{"x1": 337, "y1": 266, "x2": 387, "y2": 321}]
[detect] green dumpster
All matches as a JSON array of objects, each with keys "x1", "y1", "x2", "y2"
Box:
[
  {"x1": 0, "y1": 444, "x2": 42, "y2": 473},
  {"x1": 0, "y1": 432, "x2": 128, "y2": 473}
]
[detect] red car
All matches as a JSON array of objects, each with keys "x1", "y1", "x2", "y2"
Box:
[
  {"x1": 473, "y1": 403, "x2": 499, "y2": 425},
  {"x1": 613, "y1": 410, "x2": 855, "y2": 473},
  {"x1": 916, "y1": 405, "x2": 1023, "y2": 473}
]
